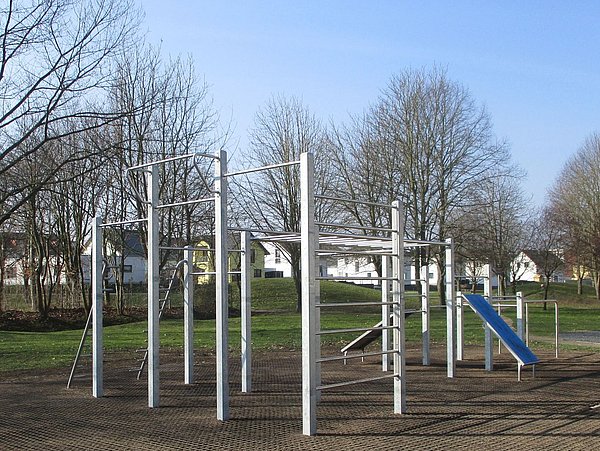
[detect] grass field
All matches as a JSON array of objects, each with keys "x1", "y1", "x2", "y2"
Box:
[{"x1": 0, "y1": 278, "x2": 598, "y2": 373}]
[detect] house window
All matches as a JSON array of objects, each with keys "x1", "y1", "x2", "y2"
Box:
[
  {"x1": 429, "y1": 272, "x2": 434, "y2": 279},
  {"x1": 524, "y1": 262, "x2": 530, "y2": 268},
  {"x1": 367, "y1": 272, "x2": 371, "y2": 278},
  {"x1": 254, "y1": 269, "x2": 262, "y2": 278},
  {"x1": 274, "y1": 248, "x2": 281, "y2": 264},
  {"x1": 355, "y1": 261, "x2": 360, "y2": 272},
  {"x1": 5, "y1": 265, "x2": 17, "y2": 278},
  {"x1": 123, "y1": 265, "x2": 132, "y2": 273},
  {"x1": 251, "y1": 249, "x2": 256, "y2": 264}
]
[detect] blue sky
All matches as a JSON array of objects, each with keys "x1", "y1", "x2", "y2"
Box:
[{"x1": 142, "y1": 1, "x2": 600, "y2": 207}]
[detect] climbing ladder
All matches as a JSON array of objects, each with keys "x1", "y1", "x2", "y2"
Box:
[
  {"x1": 132, "y1": 259, "x2": 186, "y2": 380},
  {"x1": 66, "y1": 260, "x2": 186, "y2": 387}
]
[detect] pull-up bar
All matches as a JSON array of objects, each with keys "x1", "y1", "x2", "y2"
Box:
[{"x1": 225, "y1": 160, "x2": 300, "y2": 178}]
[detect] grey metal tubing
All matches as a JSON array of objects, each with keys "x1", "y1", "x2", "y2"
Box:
[
  {"x1": 316, "y1": 276, "x2": 395, "y2": 281},
  {"x1": 191, "y1": 271, "x2": 216, "y2": 276},
  {"x1": 319, "y1": 230, "x2": 392, "y2": 241},
  {"x1": 317, "y1": 325, "x2": 396, "y2": 335},
  {"x1": 315, "y1": 221, "x2": 393, "y2": 233},
  {"x1": 317, "y1": 349, "x2": 396, "y2": 363},
  {"x1": 225, "y1": 160, "x2": 300, "y2": 178},
  {"x1": 316, "y1": 301, "x2": 400, "y2": 308},
  {"x1": 316, "y1": 248, "x2": 395, "y2": 256},
  {"x1": 156, "y1": 197, "x2": 215, "y2": 209},
  {"x1": 101, "y1": 218, "x2": 147, "y2": 227},
  {"x1": 314, "y1": 194, "x2": 393, "y2": 209},
  {"x1": 317, "y1": 373, "x2": 398, "y2": 391},
  {"x1": 127, "y1": 153, "x2": 197, "y2": 171},
  {"x1": 159, "y1": 246, "x2": 212, "y2": 251},
  {"x1": 405, "y1": 239, "x2": 450, "y2": 246}
]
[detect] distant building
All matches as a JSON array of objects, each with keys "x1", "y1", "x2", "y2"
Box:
[
  {"x1": 511, "y1": 250, "x2": 566, "y2": 283},
  {"x1": 194, "y1": 237, "x2": 268, "y2": 284}
]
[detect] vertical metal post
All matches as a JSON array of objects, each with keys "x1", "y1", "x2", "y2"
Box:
[
  {"x1": 241, "y1": 231, "x2": 252, "y2": 393},
  {"x1": 381, "y1": 255, "x2": 391, "y2": 372},
  {"x1": 391, "y1": 201, "x2": 406, "y2": 414},
  {"x1": 420, "y1": 265, "x2": 430, "y2": 366},
  {"x1": 92, "y1": 216, "x2": 103, "y2": 398},
  {"x1": 525, "y1": 303, "x2": 530, "y2": 346},
  {"x1": 301, "y1": 152, "x2": 317, "y2": 436},
  {"x1": 516, "y1": 291, "x2": 524, "y2": 341},
  {"x1": 184, "y1": 246, "x2": 194, "y2": 384},
  {"x1": 554, "y1": 302, "x2": 559, "y2": 358},
  {"x1": 483, "y1": 264, "x2": 493, "y2": 371},
  {"x1": 445, "y1": 238, "x2": 455, "y2": 378},
  {"x1": 215, "y1": 150, "x2": 229, "y2": 421},
  {"x1": 147, "y1": 164, "x2": 160, "y2": 407},
  {"x1": 456, "y1": 291, "x2": 463, "y2": 361}
]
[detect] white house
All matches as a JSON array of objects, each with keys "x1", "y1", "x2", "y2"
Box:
[
  {"x1": 82, "y1": 231, "x2": 147, "y2": 284},
  {"x1": 335, "y1": 256, "x2": 440, "y2": 287},
  {"x1": 511, "y1": 250, "x2": 566, "y2": 283},
  {"x1": 262, "y1": 242, "x2": 336, "y2": 278}
]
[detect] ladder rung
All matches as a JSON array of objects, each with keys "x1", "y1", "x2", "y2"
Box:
[{"x1": 135, "y1": 348, "x2": 147, "y2": 353}]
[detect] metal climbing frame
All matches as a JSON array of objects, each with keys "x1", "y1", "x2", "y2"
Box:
[{"x1": 88, "y1": 149, "x2": 458, "y2": 437}]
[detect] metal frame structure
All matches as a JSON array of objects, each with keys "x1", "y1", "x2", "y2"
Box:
[{"x1": 88, "y1": 149, "x2": 457, "y2": 436}]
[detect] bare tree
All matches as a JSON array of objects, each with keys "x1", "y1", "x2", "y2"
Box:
[
  {"x1": 332, "y1": 67, "x2": 509, "y2": 302},
  {"x1": 453, "y1": 171, "x2": 530, "y2": 296},
  {"x1": 0, "y1": 0, "x2": 140, "y2": 226},
  {"x1": 548, "y1": 133, "x2": 600, "y2": 300},
  {"x1": 233, "y1": 95, "x2": 333, "y2": 312}
]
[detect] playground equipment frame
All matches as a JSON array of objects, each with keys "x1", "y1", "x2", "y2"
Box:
[{"x1": 87, "y1": 149, "x2": 458, "y2": 436}]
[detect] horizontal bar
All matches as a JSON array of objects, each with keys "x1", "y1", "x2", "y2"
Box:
[
  {"x1": 492, "y1": 303, "x2": 516, "y2": 308},
  {"x1": 101, "y1": 218, "x2": 147, "y2": 227},
  {"x1": 524, "y1": 299, "x2": 558, "y2": 304},
  {"x1": 159, "y1": 246, "x2": 210, "y2": 251},
  {"x1": 228, "y1": 271, "x2": 241, "y2": 275},
  {"x1": 316, "y1": 221, "x2": 393, "y2": 233},
  {"x1": 404, "y1": 239, "x2": 450, "y2": 247},
  {"x1": 317, "y1": 373, "x2": 398, "y2": 391},
  {"x1": 229, "y1": 227, "x2": 299, "y2": 237},
  {"x1": 314, "y1": 195, "x2": 393, "y2": 209},
  {"x1": 194, "y1": 152, "x2": 220, "y2": 160},
  {"x1": 127, "y1": 153, "x2": 196, "y2": 171},
  {"x1": 225, "y1": 160, "x2": 300, "y2": 178},
  {"x1": 316, "y1": 248, "x2": 395, "y2": 257},
  {"x1": 318, "y1": 349, "x2": 397, "y2": 363},
  {"x1": 156, "y1": 197, "x2": 214, "y2": 209},
  {"x1": 316, "y1": 301, "x2": 400, "y2": 308},
  {"x1": 316, "y1": 276, "x2": 395, "y2": 281},
  {"x1": 319, "y1": 231, "x2": 392, "y2": 242},
  {"x1": 317, "y1": 325, "x2": 396, "y2": 335},
  {"x1": 191, "y1": 271, "x2": 216, "y2": 276}
]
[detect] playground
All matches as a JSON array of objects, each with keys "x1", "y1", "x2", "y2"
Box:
[
  {"x1": 2, "y1": 344, "x2": 600, "y2": 450},
  {"x1": 3, "y1": 149, "x2": 599, "y2": 448}
]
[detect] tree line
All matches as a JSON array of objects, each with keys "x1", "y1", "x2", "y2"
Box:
[{"x1": 1, "y1": 0, "x2": 598, "y2": 318}]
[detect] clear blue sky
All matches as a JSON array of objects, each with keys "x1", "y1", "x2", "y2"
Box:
[{"x1": 141, "y1": 1, "x2": 600, "y2": 207}]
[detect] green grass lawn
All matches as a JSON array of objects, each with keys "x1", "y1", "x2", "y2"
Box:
[{"x1": 1, "y1": 278, "x2": 598, "y2": 373}]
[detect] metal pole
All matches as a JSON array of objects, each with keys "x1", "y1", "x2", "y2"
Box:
[
  {"x1": 381, "y1": 255, "x2": 391, "y2": 372},
  {"x1": 92, "y1": 216, "x2": 103, "y2": 398},
  {"x1": 391, "y1": 201, "x2": 406, "y2": 413},
  {"x1": 215, "y1": 150, "x2": 229, "y2": 421},
  {"x1": 525, "y1": 303, "x2": 530, "y2": 346},
  {"x1": 241, "y1": 231, "x2": 252, "y2": 393},
  {"x1": 483, "y1": 264, "x2": 493, "y2": 371},
  {"x1": 301, "y1": 152, "x2": 317, "y2": 436},
  {"x1": 456, "y1": 291, "x2": 463, "y2": 361},
  {"x1": 555, "y1": 302, "x2": 559, "y2": 358},
  {"x1": 516, "y1": 291, "x2": 524, "y2": 341},
  {"x1": 147, "y1": 164, "x2": 160, "y2": 407},
  {"x1": 184, "y1": 246, "x2": 194, "y2": 384},
  {"x1": 445, "y1": 238, "x2": 455, "y2": 378},
  {"x1": 420, "y1": 265, "x2": 430, "y2": 366}
]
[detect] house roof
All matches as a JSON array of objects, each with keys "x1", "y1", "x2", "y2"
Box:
[{"x1": 522, "y1": 249, "x2": 564, "y2": 269}]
